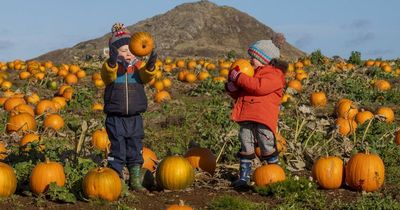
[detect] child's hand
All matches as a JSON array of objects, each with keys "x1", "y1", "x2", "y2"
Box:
[
  {"x1": 228, "y1": 65, "x2": 241, "y2": 82},
  {"x1": 145, "y1": 51, "x2": 158, "y2": 71},
  {"x1": 108, "y1": 45, "x2": 119, "y2": 67},
  {"x1": 225, "y1": 81, "x2": 239, "y2": 92}
]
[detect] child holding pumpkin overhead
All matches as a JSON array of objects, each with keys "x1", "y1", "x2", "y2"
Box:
[
  {"x1": 101, "y1": 22, "x2": 157, "y2": 192},
  {"x1": 225, "y1": 33, "x2": 288, "y2": 188}
]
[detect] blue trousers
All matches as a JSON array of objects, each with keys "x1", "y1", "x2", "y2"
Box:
[{"x1": 105, "y1": 114, "x2": 144, "y2": 177}]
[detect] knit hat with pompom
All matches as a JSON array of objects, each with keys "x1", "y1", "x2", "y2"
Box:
[
  {"x1": 109, "y1": 23, "x2": 131, "y2": 49},
  {"x1": 247, "y1": 33, "x2": 286, "y2": 64}
]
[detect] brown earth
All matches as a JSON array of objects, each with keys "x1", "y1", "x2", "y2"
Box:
[{"x1": 33, "y1": 0, "x2": 305, "y2": 64}]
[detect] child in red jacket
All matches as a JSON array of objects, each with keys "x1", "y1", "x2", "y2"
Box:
[{"x1": 226, "y1": 33, "x2": 288, "y2": 188}]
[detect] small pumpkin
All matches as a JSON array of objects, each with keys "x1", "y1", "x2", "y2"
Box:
[
  {"x1": 197, "y1": 71, "x2": 210, "y2": 81},
  {"x1": 20, "y1": 133, "x2": 44, "y2": 151},
  {"x1": 3, "y1": 97, "x2": 26, "y2": 112},
  {"x1": 287, "y1": 80, "x2": 302, "y2": 92},
  {"x1": 154, "y1": 91, "x2": 171, "y2": 103},
  {"x1": 252, "y1": 164, "x2": 286, "y2": 187},
  {"x1": 129, "y1": 32, "x2": 154, "y2": 56},
  {"x1": 312, "y1": 156, "x2": 343, "y2": 189},
  {"x1": 142, "y1": 147, "x2": 158, "y2": 172},
  {"x1": 345, "y1": 150, "x2": 385, "y2": 192},
  {"x1": 310, "y1": 91, "x2": 327, "y2": 107},
  {"x1": 374, "y1": 80, "x2": 391, "y2": 91},
  {"x1": 230, "y1": 59, "x2": 254, "y2": 77},
  {"x1": 82, "y1": 167, "x2": 121, "y2": 201},
  {"x1": 43, "y1": 114, "x2": 64, "y2": 131},
  {"x1": 30, "y1": 158, "x2": 66, "y2": 194},
  {"x1": 35, "y1": 100, "x2": 57, "y2": 115},
  {"x1": 0, "y1": 162, "x2": 17, "y2": 197},
  {"x1": 336, "y1": 99, "x2": 358, "y2": 120},
  {"x1": 184, "y1": 147, "x2": 216, "y2": 175},
  {"x1": 91, "y1": 128, "x2": 110, "y2": 152},
  {"x1": 336, "y1": 118, "x2": 357, "y2": 136},
  {"x1": 185, "y1": 73, "x2": 197, "y2": 83},
  {"x1": 156, "y1": 156, "x2": 194, "y2": 190},
  {"x1": 376, "y1": 106, "x2": 395, "y2": 123},
  {"x1": 355, "y1": 110, "x2": 374, "y2": 125},
  {"x1": 11, "y1": 104, "x2": 35, "y2": 117}
]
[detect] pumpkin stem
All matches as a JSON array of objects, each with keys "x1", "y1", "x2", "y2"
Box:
[
  {"x1": 179, "y1": 199, "x2": 185, "y2": 206},
  {"x1": 44, "y1": 157, "x2": 50, "y2": 163},
  {"x1": 361, "y1": 117, "x2": 374, "y2": 146}
]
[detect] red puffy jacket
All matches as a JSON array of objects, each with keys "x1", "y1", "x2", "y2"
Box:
[{"x1": 229, "y1": 65, "x2": 285, "y2": 132}]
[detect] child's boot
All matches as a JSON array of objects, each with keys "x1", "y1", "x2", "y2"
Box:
[
  {"x1": 128, "y1": 165, "x2": 147, "y2": 192},
  {"x1": 231, "y1": 159, "x2": 252, "y2": 188}
]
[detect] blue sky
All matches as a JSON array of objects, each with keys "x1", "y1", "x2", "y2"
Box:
[{"x1": 0, "y1": 0, "x2": 399, "y2": 61}]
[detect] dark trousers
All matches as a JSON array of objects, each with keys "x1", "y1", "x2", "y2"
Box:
[{"x1": 105, "y1": 114, "x2": 144, "y2": 177}]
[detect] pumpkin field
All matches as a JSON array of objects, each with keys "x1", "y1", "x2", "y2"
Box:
[{"x1": 0, "y1": 50, "x2": 400, "y2": 209}]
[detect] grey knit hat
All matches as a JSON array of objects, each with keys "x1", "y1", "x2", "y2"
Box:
[
  {"x1": 247, "y1": 33, "x2": 286, "y2": 65},
  {"x1": 109, "y1": 23, "x2": 131, "y2": 49}
]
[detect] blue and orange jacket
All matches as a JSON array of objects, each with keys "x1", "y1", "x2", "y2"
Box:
[{"x1": 101, "y1": 58, "x2": 156, "y2": 116}]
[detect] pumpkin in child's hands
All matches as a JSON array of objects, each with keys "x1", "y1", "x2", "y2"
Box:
[
  {"x1": 230, "y1": 59, "x2": 254, "y2": 77},
  {"x1": 129, "y1": 32, "x2": 154, "y2": 57}
]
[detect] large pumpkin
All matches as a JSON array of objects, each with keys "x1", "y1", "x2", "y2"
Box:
[
  {"x1": 184, "y1": 147, "x2": 216, "y2": 175},
  {"x1": 129, "y1": 32, "x2": 154, "y2": 56},
  {"x1": 142, "y1": 147, "x2": 158, "y2": 172},
  {"x1": 345, "y1": 151, "x2": 385, "y2": 192},
  {"x1": 35, "y1": 100, "x2": 57, "y2": 115},
  {"x1": 30, "y1": 159, "x2": 66, "y2": 194},
  {"x1": 91, "y1": 128, "x2": 110, "y2": 152},
  {"x1": 0, "y1": 162, "x2": 17, "y2": 197},
  {"x1": 82, "y1": 167, "x2": 121, "y2": 201},
  {"x1": 230, "y1": 59, "x2": 254, "y2": 77},
  {"x1": 312, "y1": 156, "x2": 343, "y2": 189},
  {"x1": 156, "y1": 156, "x2": 194, "y2": 190},
  {"x1": 252, "y1": 164, "x2": 286, "y2": 187},
  {"x1": 6, "y1": 113, "x2": 37, "y2": 133}
]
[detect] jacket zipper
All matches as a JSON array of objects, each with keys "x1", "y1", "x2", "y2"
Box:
[{"x1": 125, "y1": 72, "x2": 129, "y2": 115}]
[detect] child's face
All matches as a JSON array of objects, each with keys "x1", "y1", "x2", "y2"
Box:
[
  {"x1": 117, "y1": 45, "x2": 135, "y2": 63},
  {"x1": 250, "y1": 57, "x2": 263, "y2": 68}
]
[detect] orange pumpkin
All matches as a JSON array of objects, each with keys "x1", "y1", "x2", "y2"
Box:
[
  {"x1": 4, "y1": 97, "x2": 26, "y2": 112},
  {"x1": 185, "y1": 73, "x2": 197, "y2": 83},
  {"x1": 345, "y1": 151, "x2": 385, "y2": 192},
  {"x1": 30, "y1": 159, "x2": 66, "y2": 194},
  {"x1": 310, "y1": 91, "x2": 327, "y2": 107},
  {"x1": 6, "y1": 113, "x2": 37, "y2": 133},
  {"x1": 230, "y1": 59, "x2": 254, "y2": 77},
  {"x1": 336, "y1": 100, "x2": 358, "y2": 120},
  {"x1": 91, "y1": 128, "x2": 110, "y2": 152},
  {"x1": 252, "y1": 164, "x2": 286, "y2": 187},
  {"x1": 162, "y1": 78, "x2": 172, "y2": 89},
  {"x1": 184, "y1": 147, "x2": 216, "y2": 175},
  {"x1": 64, "y1": 74, "x2": 78, "y2": 85},
  {"x1": 11, "y1": 104, "x2": 35, "y2": 117},
  {"x1": 154, "y1": 91, "x2": 171, "y2": 103},
  {"x1": 312, "y1": 156, "x2": 343, "y2": 189},
  {"x1": 25, "y1": 93, "x2": 40, "y2": 105},
  {"x1": 92, "y1": 103, "x2": 104, "y2": 111},
  {"x1": 287, "y1": 80, "x2": 302, "y2": 92},
  {"x1": 156, "y1": 156, "x2": 194, "y2": 190},
  {"x1": 35, "y1": 100, "x2": 57, "y2": 115},
  {"x1": 143, "y1": 147, "x2": 158, "y2": 172},
  {"x1": 129, "y1": 32, "x2": 154, "y2": 56},
  {"x1": 336, "y1": 118, "x2": 357, "y2": 136},
  {"x1": 197, "y1": 71, "x2": 210, "y2": 81},
  {"x1": 82, "y1": 167, "x2": 121, "y2": 201},
  {"x1": 52, "y1": 97, "x2": 67, "y2": 110},
  {"x1": 20, "y1": 133, "x2": 44, "y2": 151},
  {"x1": 153, "y1": 80, "x2": 164, "y2": 92},
  {"x1": 355, "y1": 110, "x2": 374, "y2": 125},
  {"x1": 376, "y1": 106, "x2": 394, "y2": 123},
  {"x1": 43, "y1": 114, "x2": 65, "y2": 131},
  {"x1": 166, "y1": 200, "x2": 193, "y2": 210},
  {"x1": 374, "y1": 80, "x2": 391, "y2": 91},
  {"x1": 0, "y1": 162, "x2": 17, "y2": 197},
  {"x1": 212, "y1": 76, "x2": 227, "y2": 83}
]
